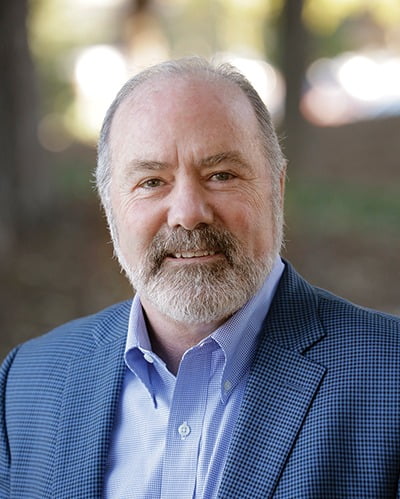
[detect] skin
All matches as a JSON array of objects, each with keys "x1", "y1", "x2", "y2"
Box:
[{"x1": 109, "y1": 76, "x2": 285, "y2": 374}]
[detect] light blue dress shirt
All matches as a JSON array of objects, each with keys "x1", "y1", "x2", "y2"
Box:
[{"x1": 104, "y1": 258, "x2": 284, "y2": 498}]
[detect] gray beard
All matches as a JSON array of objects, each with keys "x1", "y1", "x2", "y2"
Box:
[{"x1": 118, "y1": 225, "x2": 276, "y2": 324}]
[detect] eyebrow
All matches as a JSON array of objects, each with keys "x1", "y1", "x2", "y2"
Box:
[
  {"x1": 120, "y1": 159, "x2": 169, "y2": 184},
  {"x1": 197, "y1": 151, "x2": 251, "y2": 170},
  {"x1": 126, "y1": 159, "x2": 169, "y2": 172}
]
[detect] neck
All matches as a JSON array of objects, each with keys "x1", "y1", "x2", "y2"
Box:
[{"x1": 141, "y1": 297, "x2": 225, "y2": 375}]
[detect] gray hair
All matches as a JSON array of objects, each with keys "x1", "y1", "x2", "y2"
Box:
[{"x1": 96, "y1": 56, "x2": 286, "y2": 219}]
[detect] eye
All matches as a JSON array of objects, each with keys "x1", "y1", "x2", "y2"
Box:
[
  {"x1": 139, "y1": 178, "x2": 165, "y2": 189},
  {"x1": 210, "y1": 172, "x2": 235, "y2": 182}
]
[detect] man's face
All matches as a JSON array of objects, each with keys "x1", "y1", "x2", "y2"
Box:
[{"x1": 109, "y1": 76, "x2": 284, "y2": 325}]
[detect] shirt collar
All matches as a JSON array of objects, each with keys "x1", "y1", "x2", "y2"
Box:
[{"x1": 124, "y1": 257, "x2": 284, "y2": 402}]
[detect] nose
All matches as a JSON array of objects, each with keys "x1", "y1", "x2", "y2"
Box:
[{"x1": 167, "y1": 176, "x2": 214, "y2": 230}]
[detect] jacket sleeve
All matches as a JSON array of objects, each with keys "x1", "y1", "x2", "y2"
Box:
[{"x1": 0, "y1": 347, "x2": 20, "y2": 497}]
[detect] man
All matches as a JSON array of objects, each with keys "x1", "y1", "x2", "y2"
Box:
[{"x1": 1, "y1": 57, "x2": 399, "y2": 498}]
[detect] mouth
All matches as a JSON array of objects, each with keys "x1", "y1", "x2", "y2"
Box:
[{"x1": 170, "y1": 250, "x2": 216, "y2": 259}]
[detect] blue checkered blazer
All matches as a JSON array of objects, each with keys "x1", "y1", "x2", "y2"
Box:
[{"x1": 1, "y1": 262, "x2": 399, "y2": 498}]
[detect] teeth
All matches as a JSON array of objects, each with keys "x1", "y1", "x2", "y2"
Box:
[{"x1": 173, "y1": 250, "x2": 215, "y2": 259}]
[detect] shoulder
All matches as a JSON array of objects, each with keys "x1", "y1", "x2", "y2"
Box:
[
  {"x1": 315, "y1": 286, "x2": 400, "y2": 340},
  {"x1": 22, "y1": 299, "x2": 131, "y2": 352},
  {"x1": 1, "y1": 300, "x2": 132, "y2": 377},
  {"x1": 281, "y1": 259, "x2": 400, "y2": 334},
  {"x1": 270, "y1": 261, "x2": 400, "y2": 356}
]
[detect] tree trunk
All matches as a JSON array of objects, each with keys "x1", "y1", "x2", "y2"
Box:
[
  {"x1": 281, "y1": 0, "x2": 310, "y2": 167},
  {"x1": 0, "y1": 0, "x2": 45, "y2": 254}
]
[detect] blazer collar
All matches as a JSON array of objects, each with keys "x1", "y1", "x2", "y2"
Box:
[
  {"x1": 219, "y1": 262, "x2": 327, "y2": 498},
  {"x1": 265, "y1": 260, "x2": 326, "y2": 353}
]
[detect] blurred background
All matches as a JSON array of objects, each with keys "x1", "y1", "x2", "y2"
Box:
[{"x1": 1, "y1": 0, "x2": 399, "y2": 358}]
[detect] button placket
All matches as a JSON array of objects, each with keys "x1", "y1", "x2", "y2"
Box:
[{"x1": 161, "y1": 348, "x2": 211, "y2": 498}]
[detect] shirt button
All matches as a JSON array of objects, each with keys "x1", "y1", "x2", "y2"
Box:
[
  {"x1": 143, "y1": 353, "x2": 154, "y2": 363},
  {"x1": 224, "y1": 380, "x2": 232, "y2": 392},
  {"x1": 178, "y1": 422, "x2": 191, "y2": 440}
]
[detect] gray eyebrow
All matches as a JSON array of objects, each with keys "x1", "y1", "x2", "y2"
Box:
[
  {"x1": 126, "y1": 159, "x2": 169, "y2": 172},
  {"x1": 197, "y1": 151, "x2": 250, "y2": 169},
  {"x1": 119, "y1": 159, "x2": 169, "y2": 184}
]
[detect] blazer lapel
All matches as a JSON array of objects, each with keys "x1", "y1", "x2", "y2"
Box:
[
  {"x1": 218, "y1": 263, "x2": 327, "y2": 498},
  {"x1": 52, "y1": 305, "x2": 129, "y2": 498}
]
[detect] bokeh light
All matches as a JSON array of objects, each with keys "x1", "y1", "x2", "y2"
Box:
[
  {"x1": 302, "y1": 51, "x2": 400, "y2": 126},
  {"x1": 337, "y1": 55, "x2": 383, "y2": 101},
  {"x1": 73, "y1": 45, "x2": 128, "y2": 139}
]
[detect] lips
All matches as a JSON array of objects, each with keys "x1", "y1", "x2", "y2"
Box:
[{"x1": 171, "y1": 250, "x2": 216, "y2": 259}]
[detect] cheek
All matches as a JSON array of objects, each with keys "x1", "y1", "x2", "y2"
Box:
[
  {"x1": 217, "y1": 193, "x2": 275, "y2": 254},
  {"x1": 113, "y1": 199, "x2": 165, "y2": 256},
  {"x1": 219, "y1": 188, "x2": 272, "y2": 229}
]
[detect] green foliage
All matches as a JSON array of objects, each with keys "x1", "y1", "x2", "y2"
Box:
[
  {"x1": 304, "y1": 0, "x2": 400, "y2": 35},
  {"x1": 286, "y1": 178, "x2": 400, "y2": 236}
]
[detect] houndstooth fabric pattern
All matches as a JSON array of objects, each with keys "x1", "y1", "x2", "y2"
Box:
[{"x1": 1, "y1": 262, "x2": 400, "y2": 498}]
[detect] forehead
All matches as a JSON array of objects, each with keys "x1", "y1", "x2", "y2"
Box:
[
  {"x1": 118, "y1": 74, "x2": 251, "y2": 113},
  {"x1": 109, "y1": 75, "x2": 263, "y2": 163}
]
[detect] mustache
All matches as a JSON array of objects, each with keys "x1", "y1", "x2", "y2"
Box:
[{"x1": 146, "y1": 225, "x2": 239, "y2": 270}]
